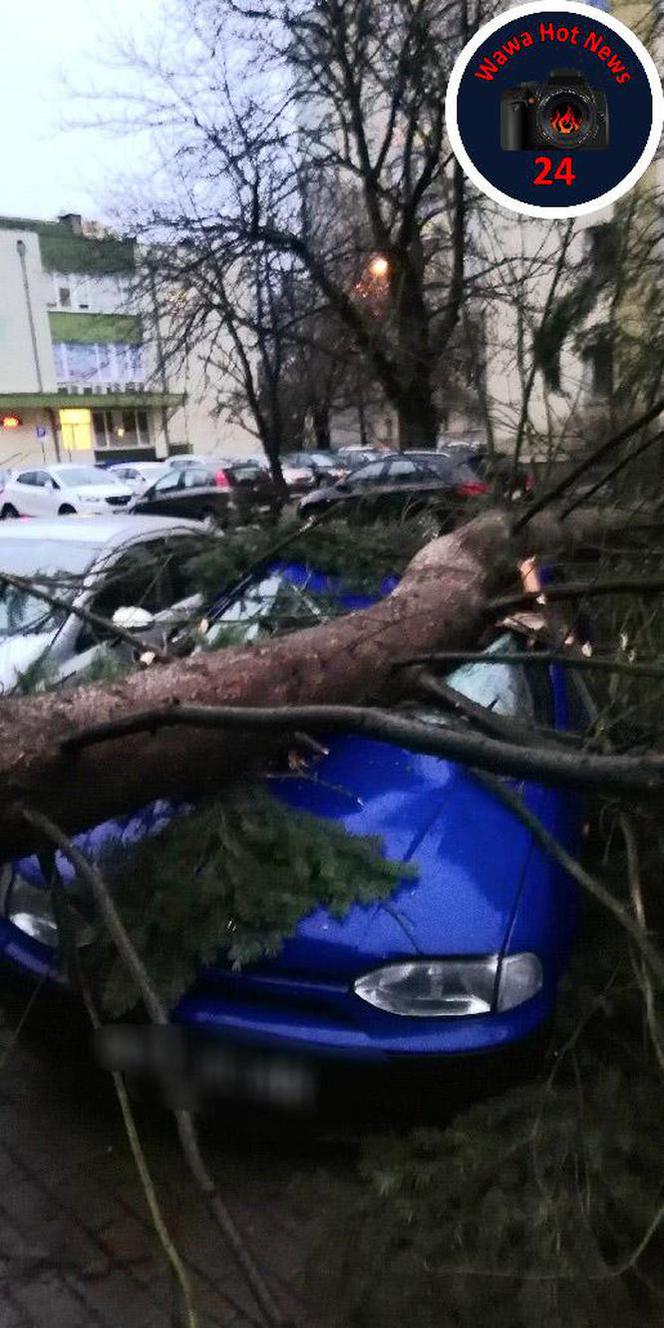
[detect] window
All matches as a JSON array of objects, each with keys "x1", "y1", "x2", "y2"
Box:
[
  {"x1": 77, "y1": 541, "x2": 176, "y2": 650},
  {"x1": 67, "y1": 344, "x2": 98, "y2": 382},
  {"x1": 0, "y1": 538, "x2": 98, "y2": 638},
  {"x1": 122, "y1": 345, "x2": 145, "y2": 381},
  {"x1": 348, "y1": 462, "x2": 385, "y2": 485},
  {"x1": 152, "y1": 471, "x2": 182, "y2": 493},
  {"x1": 58, "y1": 408, "x2": 94, "y2": 452},
  {"x1": 443, "y1": 634, "x2": 537, "y2": 721},
  {"x1": 52, "y1": 343, "x2": 145, "y2": 386},
  {"x1": 93, "y1": 409, "x2": 151, "y2": 450},
  {"x1": 183, "y1": 468, "x2": 211, "y2": 488},
  {"x1": 59, "y1": 286, "x2": 72, "y2": 309},
  {"x1": 16, "y1": 471, "x2": 37, "y2": 485},
  {"x1": 385, "y1": 459, "x2": 419, "y2": 479},
  {"x1": 585, "y1": 341, "x2": 613, "y2": 399}
]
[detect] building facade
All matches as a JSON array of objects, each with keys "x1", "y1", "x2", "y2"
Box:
[{"x1": 0, "y1": 213, "x2": 255, "y2": 469}]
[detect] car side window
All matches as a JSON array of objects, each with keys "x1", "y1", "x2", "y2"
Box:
[
  {"x1": 348, "y1": 462, "x2": 385, "y2": 486},
  {"x1": 385, "y1": 459, "x2": 420, "y2": 480},
  {"x1": 442, "y1": 634, "x2": 554, "y2": 726},
  {"x1": 152, "y1": 471, "x2": 182, "y2": 494},
  {"x1": 16, "y1": 471, "x2": 36, "y2": 485},
  {"x1": 33, "y1": 471, "x2": 53, "y2": 488},
  {"x1": 75, "y1": 542, "x2": 174, "y2": 651},
  {"x1": 183, "y1": 468, "x2": 211, "y2": 488}
]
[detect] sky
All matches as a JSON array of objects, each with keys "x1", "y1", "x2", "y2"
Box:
[{"x1": 0, "y1": 0, "x2": 160, "y2": 223}]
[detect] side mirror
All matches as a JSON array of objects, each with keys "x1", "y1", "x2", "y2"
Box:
[
  {"x1": 46, "y1": 479, "x2": 57, "y2": 491},
  {"x1": 111, "y1": 606, "x2": 155, "y2": 632}
]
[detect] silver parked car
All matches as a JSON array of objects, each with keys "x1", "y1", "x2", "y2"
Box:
[{"x1": 0, "y1": 515, "x2": 206, "y2": 693}]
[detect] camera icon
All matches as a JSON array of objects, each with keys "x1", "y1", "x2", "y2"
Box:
[{"x1": 500, "y1": 69, "x2": 609, "y2": 150}]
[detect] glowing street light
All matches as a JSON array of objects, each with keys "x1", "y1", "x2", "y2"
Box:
[{"x1": 368, "y1": 255, "x2": 389, "y2": 279}]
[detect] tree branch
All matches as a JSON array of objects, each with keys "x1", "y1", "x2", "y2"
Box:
[
  {"x1": 19, "y1": 805, "x2": 289, "y2": 1328},
  {"x1": 58, "y1": 700, "x2": 664, "y2": 795}
]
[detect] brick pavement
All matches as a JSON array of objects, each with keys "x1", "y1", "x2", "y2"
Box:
[{"x1": 0, "y1": 1000, "x2": 350, "y2": 1328}]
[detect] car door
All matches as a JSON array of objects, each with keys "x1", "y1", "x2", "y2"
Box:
[
  {"x1": 382, "y1": 458, "x2": 452, "y2": 522},
  {"x1": 7, "y1": 471, "x2": 40, "y2": 516},
  {"x1": 9, "y1": 471, "x2": 54, "y2": 517},
  {"x1": 343, "y1": 461, "x2": 388, "y2": 519},
  {"x1": 134, "y1": 468, "x2": 185, "y2": 517},
  {"x1": 177, "y1": 466, "x2": 225, "y2": 520},
  {"x1": 32, "y1": 470, "x2": 62, "y2": 515}
]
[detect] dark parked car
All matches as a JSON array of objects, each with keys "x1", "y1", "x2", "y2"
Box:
[
  {"x1": 437, "y1": 446, "x2": 535, "y2": 500},
  {"x1": 298, "y1": 453, "x2": 489, "y2": 531},
  {"x1": 132, "y1": 462, "x2": 282, "y2": 528}
]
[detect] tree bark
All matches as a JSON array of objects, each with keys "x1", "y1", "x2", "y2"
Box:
[
  {"x1": 394, "y1": 239, "x2": 440, "y2": 452},
  {"x1": 397, "y1": 384, "x2": 440, "y2": 450},
  {"x1": 0, "y1": 505, "x2": 629, "y2": 860},
  {"x1": 312, "y1": 401, "x2": 331, "y2": 451}
]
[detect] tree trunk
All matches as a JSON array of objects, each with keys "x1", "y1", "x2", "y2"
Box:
[
  {"x1": 312, "y1": 401, "x2": 331, "y2": 451},
  {"x1": 1, "y1": 512, "x2": 516, "y2": 858},
  {"x1": 397, "y1": 386, "x2": 439, "y2": 451},
  {"x1": 393, "y1": 241, "x2": 439, "y2": 451},
  {"x1": 0, "y1": 505, "x2": 622, "y2": 860},
  {"x1": 260, "y1": 436, "x2": 289, "y2": 500}
]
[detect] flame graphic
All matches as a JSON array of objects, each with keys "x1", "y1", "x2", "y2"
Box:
[{"x1": 550, "y1": 103, "x2": 583, "y2": 136}]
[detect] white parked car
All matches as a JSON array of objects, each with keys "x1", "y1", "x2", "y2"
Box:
[
  {"x1": 0, "y1": 465, "x2": 134, "y2": 518},
  {"x1": 107, "y1": 462, "x2": 169, "y2": 491},
  {"x1": 0, "y1": 515, "x2": 206, "y2": 693}
]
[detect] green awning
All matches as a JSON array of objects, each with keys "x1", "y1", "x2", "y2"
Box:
[
  {"x1": 0, "y1": 392, "x2": 184, "y2": 411},
  {"x1": 49, "y1": 312, "x2": 143, "y2": 345}
]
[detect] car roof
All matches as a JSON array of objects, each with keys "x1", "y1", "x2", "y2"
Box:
[
  {"x1": 110, "y1": 461, "x2": 166, "y2": 470},
  {"x1": 0, "y1": 515, "x2": 206, "y2": 546},
  {"x1": 48, "y1": 463, "x2": 101, "y2": 472}
]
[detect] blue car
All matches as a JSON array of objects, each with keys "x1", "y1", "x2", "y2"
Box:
[{"x1": 0, "y1": 564, "x2": 584, "y2": 1110}]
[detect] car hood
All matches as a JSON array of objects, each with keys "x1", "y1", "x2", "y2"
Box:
[
  {"x1": 0, "y1": 632, "x2": 55, "y2": 692},
  {"x1": 7, "y1": 734, "x2": 541, "y2": 980},
  {"x1": 225, "y1": 734, "x2": 540, "y2": 978}
]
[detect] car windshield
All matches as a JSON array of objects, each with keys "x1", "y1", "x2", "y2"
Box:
[
  {"x1": 56, "y1": 467, "x2": 116, "y2": 488},
  {"x1": 0, "y1": 539, "x2": 99, "y2": 637},
  {"x1": 205, "y1": 571, "x2": 343, "y2": 647},
  {"x1": 442, "y1": 634, "x2": 535, "y2": 719}
]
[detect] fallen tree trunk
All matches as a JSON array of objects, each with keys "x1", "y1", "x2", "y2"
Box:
[{"x1": 0, "y1": 506, "x2": 642, "y2": 859}]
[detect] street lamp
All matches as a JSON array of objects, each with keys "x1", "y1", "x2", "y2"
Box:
[{"x1": 368, "y1": 255, "x2": 389, "y2": 279}]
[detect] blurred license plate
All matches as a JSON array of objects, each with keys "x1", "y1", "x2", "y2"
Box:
[{"x1": 95, "y1": 1025, "x2": 317, "y2": 1111}]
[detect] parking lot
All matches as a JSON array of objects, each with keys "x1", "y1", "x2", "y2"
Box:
[{"x1": 0, "y1": 990, "x2": 355, "y2": 1328}]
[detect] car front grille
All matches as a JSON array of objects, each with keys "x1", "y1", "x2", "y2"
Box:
[{"x1": 105, "y1": 495, "x2": 131, "y2": 507}]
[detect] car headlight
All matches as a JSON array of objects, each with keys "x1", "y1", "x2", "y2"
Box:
[
  {"x1": 2, "y1": 872, "x2": 96, "y2": 949},
  {"x1": 353, "y1": 954, "x2": 542, "y2": 1017}
]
